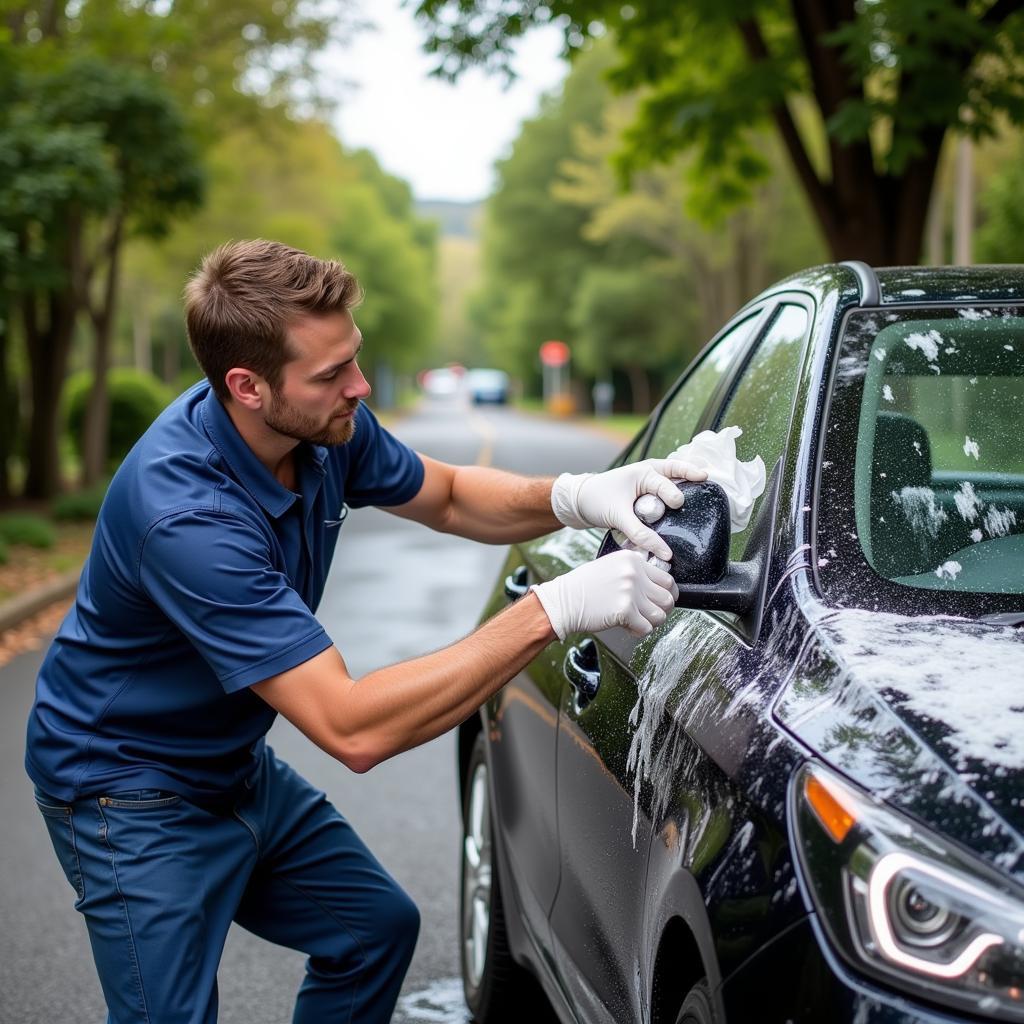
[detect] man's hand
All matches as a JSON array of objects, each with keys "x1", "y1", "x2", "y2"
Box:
[
  {"x1": 530, "y1": 550, "x2": 679, "y2": 640},
  {"x1": 550, "y1": 459, "x2": 708, "y2": 560}
]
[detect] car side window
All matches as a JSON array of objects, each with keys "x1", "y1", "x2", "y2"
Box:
[
  {"x1": 642, "y1": 314, "x2": 761, "y2": 461},
  {"x1": 715, "y1": 303, "x2": 810, "y2": 559}
]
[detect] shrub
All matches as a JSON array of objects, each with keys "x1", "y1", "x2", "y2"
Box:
[
  {"x1": 53, "y1": 480, "x2": 110, "y2": 522},
  {"x1": 0, "y1": 514, "x2": 56, "y2": 549},
  {"x1": 65, "y1": 369, "x2": 173, "y2": 467}
]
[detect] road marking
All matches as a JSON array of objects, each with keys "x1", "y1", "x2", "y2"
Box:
[{"x1": 467, "y1": 410, "x2": 496, "y2": 467}]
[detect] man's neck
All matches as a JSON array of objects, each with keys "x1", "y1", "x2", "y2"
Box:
[{"x1": 223, "y1": 398, "x2": 299, "y2": 490}]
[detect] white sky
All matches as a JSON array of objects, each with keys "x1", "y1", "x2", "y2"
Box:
[{"x1": 327, "y1": 1, "x2": 568, "y2": 202}]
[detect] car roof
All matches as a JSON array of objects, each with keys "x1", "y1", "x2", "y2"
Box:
[{"x1": 742, "y1": 262, "x2": 1024, "y2": 316}]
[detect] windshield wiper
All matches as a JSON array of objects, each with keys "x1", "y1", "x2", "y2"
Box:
[{"x1": 979, "y1": 612, "x2": 1024, "y2": 627}]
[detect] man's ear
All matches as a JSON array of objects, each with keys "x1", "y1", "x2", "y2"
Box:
[{"x1": 224, "y1": 367, "x2": 266, "y2": 410}]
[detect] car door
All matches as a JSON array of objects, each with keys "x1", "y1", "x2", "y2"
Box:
[{"x1": 545, "y1": 309, "x2": 785, "y2": 1023}]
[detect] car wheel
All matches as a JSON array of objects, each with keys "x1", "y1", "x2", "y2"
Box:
[
  {"x1": 461, "y1": 732, "x2": 551, "y2": 1022},
  {"x1": 675, "y1": 979, "x2": 717, "y2": 1024}
]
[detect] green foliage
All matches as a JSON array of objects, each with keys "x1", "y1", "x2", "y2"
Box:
[
  {"x1": 124, "y1": 121, "x2": 439, "y2": 386},
  {"x1": 0, "y1": 536, "x2": 7, "y2": 565},
  {"x1": 0, "y1": 514, "x2": 56, "y2": 549},
  {"x1": 417, "y1": 0, "x2": 1024, "y2": 261},
  {"x1": 471, "y1": 38, "x2": 823, "y2": 407},
  {"x1": 65, "y1": 369, "x2": 173, "y2": 466},
  {"x1": 977, "y1": 143, "x2": 1024, "y2": 264},
  {"x1": 53, "y1": 480, "x2": 110, "y2": 523}
]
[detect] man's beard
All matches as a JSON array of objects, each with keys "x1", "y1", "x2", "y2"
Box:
[{"x1": 265, "y1": 390, "x2": 359, "y2": 446}]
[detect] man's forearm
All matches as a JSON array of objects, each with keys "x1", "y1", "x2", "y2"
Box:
[
  {"x1": 333, "y1": 592, "x2": 554, "y2": 770},
  {"x1": 444, "y1": 465, "x2": 561, "y2": 542}
]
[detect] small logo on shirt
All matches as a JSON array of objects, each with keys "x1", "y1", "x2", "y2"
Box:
[{"x1": 324, "y1": 504, "x2": 350, "y2": 528}]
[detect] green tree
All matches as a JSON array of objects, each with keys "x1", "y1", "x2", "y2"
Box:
[
  {"x1": 416, "y1": 0, "x2": 1024, "y2": 265},
  {"x1": 470, "y1": 45, "x2": 613, "y2": 386},
  {"x1": 43, "y1": 60, "x2": 203, "y2": 486},
  {"x1": 1, "y1": 0, "x2": 355, "y2": 497},
  {"x1": 121, "y1": 121, "x2": 438, "y2": 398}
]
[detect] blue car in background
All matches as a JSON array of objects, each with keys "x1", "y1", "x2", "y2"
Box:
[
  {"x1": 466, "y1": 368, "x2": 510, "y2": 405},
  {"x1": 456, "y1": 263, "x2": 1024, "y2": 1024}
]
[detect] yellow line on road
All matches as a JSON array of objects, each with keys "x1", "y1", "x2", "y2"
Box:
[{"x1": 467, "y1": 410, "x2": 496, "y2": 467}]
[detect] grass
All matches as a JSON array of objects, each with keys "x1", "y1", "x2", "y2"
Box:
[
  {"x1": 513, "y1": 397, "x2": 649, "y2": 442},
  {"x1": 0, "y1": 520, "x2": 93, "y2": 604}
]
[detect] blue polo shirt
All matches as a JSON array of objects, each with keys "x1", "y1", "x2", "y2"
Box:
[{"x1": 25, "y1": 381, "x2": 424, "y2": 806}]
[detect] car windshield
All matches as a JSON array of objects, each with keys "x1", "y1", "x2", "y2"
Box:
[{"x1": 818, "y1": 306, "x2": 1024, "y2": 611}]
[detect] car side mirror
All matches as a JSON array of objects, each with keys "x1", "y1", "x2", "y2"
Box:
[{"x1": 598, "y1": 475, "x2": 775, "y2": 616}]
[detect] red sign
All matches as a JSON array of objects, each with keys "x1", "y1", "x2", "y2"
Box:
[{"x1": 540, "y1": 340, "x2": 570, "y2": 367}]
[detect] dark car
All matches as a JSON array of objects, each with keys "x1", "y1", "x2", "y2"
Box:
[{"x1": 456, "y1": 263, "x2": 1024, "y2": 1024}]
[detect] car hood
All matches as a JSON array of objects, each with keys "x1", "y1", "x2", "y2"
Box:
[{"x1": 776, "y1": 608, "x2": 1024, "y2": 877}]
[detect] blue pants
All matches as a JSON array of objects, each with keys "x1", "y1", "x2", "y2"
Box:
[{"x1": 34, "y1": 747, "x2": 420, "y2": 1023}]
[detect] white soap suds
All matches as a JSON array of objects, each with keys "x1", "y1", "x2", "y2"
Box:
[
  {"x1": 958, "y1": 308, "x2": 990, "y2": 321},
  {"x1": 892, "y1": 487, "x2": 947, "y2": 538},
  {"x1": 954, "y1": 481, "x2": 981, "y2": 523},
  {"x1": 970, "y1": 529, "x2": 984, "y2": 543},
  {"x1": 819, "y1": 610, "x2": 1024, "y2": 768},
  {"x1": 873, "y1": 348, "x2": 887, "y2": 362},
  {"x1": 882, "y1": 384, "x2": 894, "y2": 403},
  {"x1": 904, "y1": 330, "x2": 942, "y2": 362},
  {"x1": 902, "y1": 289, "x2": 926, "y2": 296},
  {"x1": 397, "y1": 978, "x2": 472, "y2": 1023},
  {"x1": 935, "y1": 561, "x2": 962, "y2": 580},
  {"x1": 963, "y1": 436, "x2": 980, "y2": 460},
  {"x1": 984, "y1": 505, "x2": 1017, "y2": 538}
]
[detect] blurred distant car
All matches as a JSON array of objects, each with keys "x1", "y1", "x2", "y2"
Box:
[
  {"x1": 421, "y1": 367, "x2": 461, "y2": 398},
  {"x1": 456, "y1": 262, "x2": 1024, "y2": 1024},
  {"x1": 466, "y1": 368, "x2": 510, "y2": 405}
]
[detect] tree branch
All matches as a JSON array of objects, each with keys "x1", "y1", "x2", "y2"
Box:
[{"x1": 736, "y1": 17, "x2": 838, "y2": 241}]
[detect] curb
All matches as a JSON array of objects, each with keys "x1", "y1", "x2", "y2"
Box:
[{"x1": 0, "y1": 569, "x2": 80, "y2": 634}]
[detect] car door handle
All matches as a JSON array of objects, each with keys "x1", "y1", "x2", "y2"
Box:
[
  {"x1": 564, "y1": 638, "x2": 601, "y2": 706},
  {"x1": 504, "y1": 565, "x2": 529, "y2": 601}
]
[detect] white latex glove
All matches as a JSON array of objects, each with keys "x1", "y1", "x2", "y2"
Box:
[
  {"x1": 667, "y1": 426, "x2": 766, "y2": 533},
  {"x1": 531, "y1": 549, "x2": 679, "y2": 640},
  {"x1": 551, "y1": 459, "x2": 708, "y2": 560}
]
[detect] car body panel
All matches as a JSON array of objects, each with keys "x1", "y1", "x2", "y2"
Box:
[{"x1": 465, "y1": 263, "x2": 1024, "y2": 1024}]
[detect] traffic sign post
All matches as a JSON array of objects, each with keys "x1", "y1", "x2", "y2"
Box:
[{"x1": 540, "y1": 340, "x2": 573, "y2": 415}]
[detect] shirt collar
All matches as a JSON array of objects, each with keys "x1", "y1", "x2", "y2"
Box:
[{"x1": 200, "y1": 387, "x2": 325, "y2": 518}]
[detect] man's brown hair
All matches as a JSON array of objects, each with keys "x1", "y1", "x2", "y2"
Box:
[{"x1": 184, "y1": 240, "x2": 361, "y2": 401}]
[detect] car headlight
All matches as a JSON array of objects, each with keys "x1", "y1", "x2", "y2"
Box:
[{"x1": 792, "y1": 762, "x2": 1024, "y2": 1019}]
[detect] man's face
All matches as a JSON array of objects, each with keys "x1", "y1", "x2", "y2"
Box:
[{"x1": 265, "y1": 310, "x2": 371, "y2": 446}]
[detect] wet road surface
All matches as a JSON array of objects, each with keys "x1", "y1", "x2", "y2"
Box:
[{"x1": 0, "y1": 398, "x2": 619, "y2": 1023}]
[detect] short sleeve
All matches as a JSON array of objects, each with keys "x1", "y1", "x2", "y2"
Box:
[
  {"x1": 139, "y1": 510, "x2": 333, "y2": 693},
  {"x1": 342, "y1": 404, "x2": 424, "y2": 508}
]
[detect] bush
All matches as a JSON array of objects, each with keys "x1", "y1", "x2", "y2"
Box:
[
  {"x1": 53, "y1": 480, "x2": 110, "y2": 522},
  {"x1": 65, "y1": 368, "x2": 173, "y2": 467},
  {"x1": 0, "y1": 514, "x2": 56, "y2": 549},
  {"x1": 0, "y1": 537, "x2": 7, "y2": 566}
]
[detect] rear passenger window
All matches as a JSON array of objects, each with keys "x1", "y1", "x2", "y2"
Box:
[
  {"x1": 715, "y1": 304, "x2": 809, "y2": 557},
  {"x1": 643, "y1": 314, "x2": 760, "y2": 460}
]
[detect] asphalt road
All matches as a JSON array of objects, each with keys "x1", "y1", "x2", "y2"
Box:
[{"x1": 0, "y1": 399, "x2": 620, "y2": 1024}]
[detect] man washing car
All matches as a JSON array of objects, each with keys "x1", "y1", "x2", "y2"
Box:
[{"x1": 25, "y1": 239, "x2": 707, "y2": 1024}]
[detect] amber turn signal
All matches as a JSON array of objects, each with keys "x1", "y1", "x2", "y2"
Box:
[{"x1": 805, "y1": 772, "x2": 857, "y2": 843}]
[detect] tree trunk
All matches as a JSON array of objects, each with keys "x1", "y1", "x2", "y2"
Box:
[
  {"x1": 82, "y1": 215, "x2": 124, "y2": 486},
  {"x1": 24, "y1": 290, "x2": 77, "y2": 499},
  {"x1": 625, "y1": 362, "x2": 651, "y2": 414},
  {"x1": 23, "y1": 218, "x2": 83, "y2": 500}
]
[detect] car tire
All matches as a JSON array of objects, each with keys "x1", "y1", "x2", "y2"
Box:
[
  {"x1": 675, "y1": 979, "x2": 717, "y2": 1024},
  {"x1": 460, "y1": 732, "x2": 552, "y2": 1022}
]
